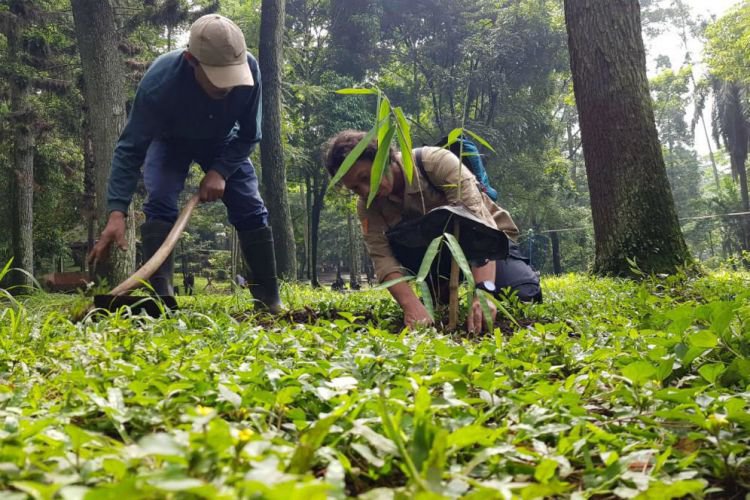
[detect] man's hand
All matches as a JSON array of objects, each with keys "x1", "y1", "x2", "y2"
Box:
[
  {"x1": 403, "y1": 301, "x2": 434, "y2": 329},
  {"x1": 87, "y1": 211, "x2": 128, "y2": 268},
  {"x1": 199, "y1": 169, "x2": 226, "y2": 202},
  {"x1": 467, "y1": 293, "x2": 497, "y2": 334}
]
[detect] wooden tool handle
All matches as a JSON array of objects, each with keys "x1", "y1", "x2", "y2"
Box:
[{"x1": 109, "y1": 194, "x2": 200, "y2": 296}]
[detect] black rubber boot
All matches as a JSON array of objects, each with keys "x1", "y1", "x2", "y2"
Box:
[
  {"x1": 140, "y1": 219, "x2": 175, "y2": 297},
  {"x1": 238, "y1": 225, "x2": 283, "y2": 314}
]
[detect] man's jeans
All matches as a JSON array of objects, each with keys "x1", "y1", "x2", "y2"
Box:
[{"x1": 142, "y1": 139, "x2": 268, "y2": 231}]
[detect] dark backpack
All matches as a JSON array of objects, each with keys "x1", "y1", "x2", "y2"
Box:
[{"x1": 435, "y1": 135, "x2": 498, "y2": 201}]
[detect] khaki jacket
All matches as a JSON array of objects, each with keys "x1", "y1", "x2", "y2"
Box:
[{"x1": 358, "y1": 146, "x2": 519, "y2": 283}]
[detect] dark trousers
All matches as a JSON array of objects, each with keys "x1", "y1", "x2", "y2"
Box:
[{"x1": 143, "y1": 139, "x2": 268, "y2": 230}]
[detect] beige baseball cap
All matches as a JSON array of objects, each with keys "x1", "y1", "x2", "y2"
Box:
[{"x1": 188, "y1": 14, "x2": 254, "y2": 88}]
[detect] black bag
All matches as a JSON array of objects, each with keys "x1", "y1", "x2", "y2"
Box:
[{"x1": 496, "y1": 242, "x2": 542, "y2": 303}]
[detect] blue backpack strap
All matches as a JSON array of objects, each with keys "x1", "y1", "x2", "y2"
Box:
[{"x1": 459, "y1": 139, "x2": 499, "y2": 201}]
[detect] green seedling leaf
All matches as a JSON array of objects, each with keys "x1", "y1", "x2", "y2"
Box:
[
  {"x1": 367, "y1": 122, "x2": 396, "y2": 208},
  {"x1": 377, "y1": 97, "x2": 391, "y2": 145},
  {"x1": 444, "y1": 232, "x2": 474, "y2": 288},
  {"x1": 420, "y1": 281, "x2": 435, "y2": 322},
  {"x1": 463, "y1": 128, "x2": 497, "y2": 153},
  {"x1": 416, "y1": 236, "x2": 444, "y2": 283},
  {"x1": 445, "y1": 128, "x2": 463, "y2": 147},
  {"x1": 373, "y1": 275, "x2": 415, "y2": 290},
  {"x1": 476, "y1": 290, "x2": 495, "y2": 333},
  {"x1": 335, "y1": 88, "x2": 378, "y2": 95},
  {"x1": 393, "y1": 107, "x2": 414, "y2": 184},
  {"x1": 329, "y1": 123, "x2": 379, "y2": 188}
]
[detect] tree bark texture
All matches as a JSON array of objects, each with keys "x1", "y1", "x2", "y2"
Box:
[
  {"x1": 551, "y1": 231, "x2": 562, "y2": 275},
  {"x1": 8, "y1": 19, "x2": 34, "y2": 289},
  {"x1": 259, "y1": 0, "x2": 298, "y2": 280},
  {"x1": 310, "y1": 174, "x2": 327, "y2": 288},
  {"x1": 8, "y1": 34, "x2": 34, "y2": 293},
  {"x1": 564, "y1": 0, "x2": 690, "y2": 275},
  {"x1": 71, "y1": 0, "x2": 136, "y2": 285},
  {"x1": 347, "y1": 211, "x2": 361, "y2": 287}
]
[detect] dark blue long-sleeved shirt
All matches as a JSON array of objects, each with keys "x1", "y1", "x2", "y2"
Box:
[{"x1": 107, "y1": 49, "x2": 262, "y2": 214}]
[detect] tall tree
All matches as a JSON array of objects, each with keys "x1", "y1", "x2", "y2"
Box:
[
  {"x1": 259, "y1": 0, "x2": 297, "y2": 279},
  {"x1": 712, "y1": 80, "x2": 750, "y2": 250},
  {"x1": 563, "y1": 0, "x2": 690, "y2": 275},
  {"x1": 4, "y1": 3, "x2": 34, "y2": 288},
  {"x1": 71, "y1": 0, "x2": 136, "y2": 284}
]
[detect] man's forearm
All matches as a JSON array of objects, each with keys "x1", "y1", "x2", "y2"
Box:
[
  {"x1": 471, "y1": 261, "x2": 496, "y2": 285},
  {"x1": 383, "y1": 271, "x2": 422, "y2": 310}
]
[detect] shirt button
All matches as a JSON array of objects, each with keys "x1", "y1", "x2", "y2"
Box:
[{"x1": 209, "y1": 114, "x2": 214, "y2": 119}]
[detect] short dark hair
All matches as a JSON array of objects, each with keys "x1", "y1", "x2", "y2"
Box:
[{"x1": 323, "y1": 129, "x2": 397, "y2": 178}]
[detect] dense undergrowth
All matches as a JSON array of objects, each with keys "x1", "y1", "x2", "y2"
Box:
[{"x1": 0, "y1": 271, "x2": 749, "y2": 499}]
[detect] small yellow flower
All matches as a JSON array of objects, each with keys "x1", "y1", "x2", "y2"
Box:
[
  {"x1": 708, "y1": 413, "x2": 729, "y2": 428},
  {"x1": 238, "y1": 428, "x2": 254, "y2": 442},
  {"x1": 196, "y1": 405, "x2": 213, "y2": 416}
]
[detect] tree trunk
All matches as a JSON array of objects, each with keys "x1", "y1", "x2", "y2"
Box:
[
  {"x1": 732, "y1": 153, "x2": 750, "y2": 251},
  {"x1": 259, "y1": 0, "x2": 297, "y2": 280},
  {"x1": 564, "y1": 0, "x2": 690, "y2": 276},
  {"x1": 71, "y1": 0, "x2": 136, "y2": 285},
  {"x1": 347, "y1": 211, "x2": 361, "y2": 288},
  {"x1": 8, "y1": 18, "x2": 34, "y2": 290},
  {"x1": 551, "y1": 231, "x2": 562, "y2": 275},
  {"x1": 310, "y1": 174, "x2": 327, "y2": 288}
]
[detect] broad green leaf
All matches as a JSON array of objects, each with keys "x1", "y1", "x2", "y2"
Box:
[
  {"x1": 697, "y1": 363, "x2": 725, "y2": 384},
  {"x1": 534, "y1": 458, "x2": 558, "y2": 483},
  {"x1": 335, "y1": 88, "x2": 378, "y2": 95},
  {"x1": 688, "y1": 330, "x2": 718, "y2": 349},
  {"x1": 218, "y1": 383, "x2": 242, "y2": 408},
  {"x1": 149, "y1": 478, "x2": 206, "y2": 492},
  {"x1": 352, "y1": 423, "x2": 398, "y2": 455},
  {"x1": 622, "y1": 361, "x2": 657, "y2": 385},
  {"x1": 444, "y1": 232, "x2": 474, "y2": 288},
  {"x1": 447, "y1": 425, "x2": 495, "y2": 450},
  {"x1": 655, "y1": 358, "x2": 673, "y2": 382},
  {"x1": 10, "y1": 481, "x2": 61, "y2": 500},
  {"x1": 138, "y1": 433, "x2": 183, "y2": 457},
  {"x1": 367, "y1": 121, "x2": 396, "y2": 208},
  {"x1": 634, "y1": 479, "x2": 706, "y2": 499},
  {"x1": 329, "y1": 123, "x2": 378, "y2": 188},
  {"x1": 351, "y1": 442, "x2": 384, "y2": 468},
  {"x1": 287, "y1": 400, "x2": 352, "y2": 474}
]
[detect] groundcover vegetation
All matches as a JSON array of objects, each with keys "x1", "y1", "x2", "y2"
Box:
[{"x1": 1, "y1": 271, "x2": 749, "y2": 499}]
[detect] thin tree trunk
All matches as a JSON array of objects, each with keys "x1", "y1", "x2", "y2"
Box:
[
  {"x1": 551, "y1": 231, "x2": 562, "y2": 275},
  {"x1": 732, "y1": 153, "x2": 750, "y2": 251},
  {"x1": 259, "y1": 0, "x2": 297, "y2": 280},
  {"x1": 310, "y1": 174, "x2": 327, "y2": 288},
  {"x1": 564, "y1": 0, "x2": 690, "y2": 275},
  {"x1": 8, "y1": 19, "x2": 34, "y2": 290},
  {"x1": 347, "y1": 211, "x2": 360, "y2": 288},
  {"x1": 71, "y1": 0, "x2": 136, "y2": 285}
]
